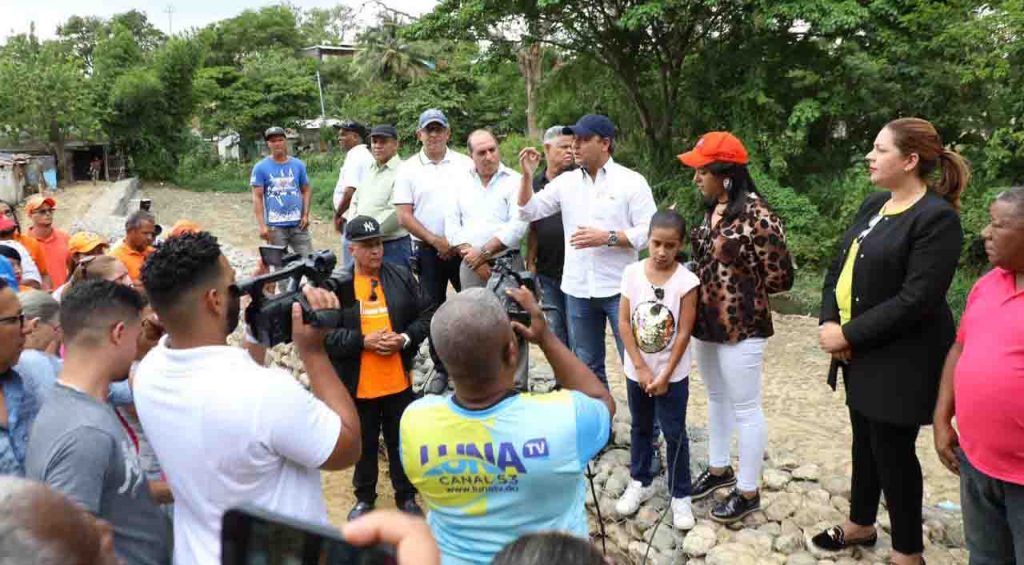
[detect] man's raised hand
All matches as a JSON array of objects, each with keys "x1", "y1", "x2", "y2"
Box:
[{"x1": 518, "y1": 147, "x2": 542, "y2": 178}]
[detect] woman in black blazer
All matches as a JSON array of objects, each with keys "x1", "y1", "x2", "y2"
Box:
[{"x1": 813, "y1": 118, "x2": 969, "y2": 565}]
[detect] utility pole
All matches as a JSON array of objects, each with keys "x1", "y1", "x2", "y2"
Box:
[
  {"x1": 315, "y1": 69, "x2": 326, "y2": 119},
  {"x1": 164, "y1": 4, "x2": 175, "y2": 35}
]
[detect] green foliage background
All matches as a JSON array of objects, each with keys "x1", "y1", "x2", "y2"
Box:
[{"x1": 3, "y1": 1, "x2": 1023, "y2": 315}]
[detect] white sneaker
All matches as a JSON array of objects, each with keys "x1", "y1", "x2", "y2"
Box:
[
  {"x1": 672, "y1": 496, "x2": 696, "y2": 530},
  {"x1": 615, "y1": 480, "x2": 656, "y2": 516}
]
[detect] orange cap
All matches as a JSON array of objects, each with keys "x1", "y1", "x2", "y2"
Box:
[
  {"x1": 25, "y1": 195, "x2": 57, "y2": 215},
  {"x1": 68, "y1": 231, "x2": 109, "y2": 254},
  {"x1": 169, "y1": 219, "x2": 201, "y2": 238},
  {"x1": 677, "y1": 131, "x2": 749, "y2": 168}
]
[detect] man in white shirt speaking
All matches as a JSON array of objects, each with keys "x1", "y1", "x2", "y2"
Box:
[
  {"x1": 134, "y1": 231, "x2": 362, "y2": 565},
  {"x1": 518, "y1": 114, "x2": 657, "y2": 387}
]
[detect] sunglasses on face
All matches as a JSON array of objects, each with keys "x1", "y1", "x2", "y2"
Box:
[{"x1": 32, "y1": 208, "x2": 54, "y2": 216}]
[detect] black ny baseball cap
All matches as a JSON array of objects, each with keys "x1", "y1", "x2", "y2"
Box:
[{"x1": 345, "y1": 216, "x2": 382, "y2": 242}]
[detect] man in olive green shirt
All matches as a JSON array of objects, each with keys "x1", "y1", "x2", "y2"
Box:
[{"x1": 350, "y1": 125, "x2": 411, "y2": 267}]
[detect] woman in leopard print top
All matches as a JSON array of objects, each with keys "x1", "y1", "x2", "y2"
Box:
[{"x1": 677, "y1": 131, "x2": 793, "y2": 524}]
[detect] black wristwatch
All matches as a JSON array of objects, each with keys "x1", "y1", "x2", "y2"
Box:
[{"x1": 607, "y1": 231, "x2": 619, "y2": 247}]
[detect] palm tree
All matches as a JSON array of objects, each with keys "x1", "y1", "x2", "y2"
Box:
[{"x1": 353, "y1": 20, "x2": 432, "y2": 83}]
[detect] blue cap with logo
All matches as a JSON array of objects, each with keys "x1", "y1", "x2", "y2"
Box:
[
  {"x1": 418, "y1": 109, "x2": 449, "y2": 129},
  {"x1": 563, "y1": 114, "x2": 616, "y2": 139}
]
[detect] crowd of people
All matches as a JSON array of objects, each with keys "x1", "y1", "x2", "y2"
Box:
[{"x1": 0, "y1": 109, "x2": 1021, "y2": 565}]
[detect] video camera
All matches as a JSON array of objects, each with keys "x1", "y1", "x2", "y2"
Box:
[
  {"x1": 486, "y1": 262, "x2": 539, "y2": 326},
  {"x1": 235, "y1": 246, "x2": 343, "y2": 347}
]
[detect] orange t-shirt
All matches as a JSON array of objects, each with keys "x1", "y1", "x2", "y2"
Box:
[
  {"x1": 355, "y1": 274, "x2": 408, "y2": 399},
  {"x1": 28, "y1": 227, "x2": 71, "y2": 287},
  {"x1": 111, "y1": 243, "x2": 155, "y2": 283},
  {"x1": 13, "y1": 233, "x2": 48, "y2": 277}
]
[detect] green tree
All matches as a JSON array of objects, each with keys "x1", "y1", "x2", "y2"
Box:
[
  {"x1": 0, "y1": 35, "x2": 98, "y2": 183},
  {"x1": 292, "y1": 4, "x2": 356, "y2": 45},
  {"x1": 199, "y1": 6, "x2": 304, "y2": 67},
  {"x1": 353, "y1": 19, "x2": 432, "y2": 83}
]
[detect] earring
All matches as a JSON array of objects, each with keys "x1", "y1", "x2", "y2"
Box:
[{"x1": 724, "y1": 178, "x2": 733, "y2": 191}]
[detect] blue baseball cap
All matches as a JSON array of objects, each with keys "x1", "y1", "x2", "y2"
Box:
[
  {"x1": 563, "y1": 114, "x2": 616, "y2": 139},
  {"x1": 418, "y1": 109, "x2": 449, "y2": 129}
]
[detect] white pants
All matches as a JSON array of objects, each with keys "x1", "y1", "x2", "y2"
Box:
[{"x1": 695, "y1": 337, "x2": 767, "y2": 492}]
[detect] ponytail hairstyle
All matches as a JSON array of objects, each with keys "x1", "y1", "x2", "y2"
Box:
[
  {"x1": 705, "y1": 162, "x2": 761, "y2": 222},
  {"x1": 885, "y1": 118, "x2": 970, "y2": 211},
  {"x1": 649, "y1": 209, "x2": 687, "y2": 243}
]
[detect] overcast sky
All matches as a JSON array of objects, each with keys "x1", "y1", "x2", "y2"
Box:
[{"x1": 0, "y1": 0, "x2": 436, "y2": 40}]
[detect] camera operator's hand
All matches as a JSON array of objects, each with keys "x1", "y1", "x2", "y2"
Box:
[
  {"x1": 461, "y1": 246, "x2": 485, "y2": 269},
  {"x1": 472, "y1": 263, "x2": 491, "y2": 282},
  {"x1": 292, "y1": 287, "x2": 339, "y2": 356},
  {"x1": 507, "y1": 285, "x2": 548, "y2": 344},
  {"x1": 342, "y1": 510, "x2": 440, "y2": 565}
]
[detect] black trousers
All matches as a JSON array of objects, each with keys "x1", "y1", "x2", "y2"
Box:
[
  {"x1": 415, "y1": 243, "x2": 461, "y2": 376},
  {"x1": 849, "y1": 407, "x2": 924, "y2": 554},
  {"x1": 353, "y1": 388, "x2": 416, "y2": 504}
]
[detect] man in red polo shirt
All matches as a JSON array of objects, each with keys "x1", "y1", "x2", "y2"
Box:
[
  {"x1": 25, "y1": 195, "x2": 71, "y2": 287},
  {"x1": 934, "y1": 187, "x2": 1024, "y2": 564}
]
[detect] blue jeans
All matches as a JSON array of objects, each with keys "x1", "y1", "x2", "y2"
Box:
[
  {"x1": 383, "y1": 236, "x2": 412, "y2": 269},
  {"x1": 959, "y1": 449, "x2": 1024, "y2": 565},
  {"x1": 537, "y1": 274, "x2": 569, "y2": 347},
  {"x1": 566, "y1": 294, "x2": 624, "y2": 388},
  {"x1": 627, "y1": 378, "x2": 691, "y2": 497}
]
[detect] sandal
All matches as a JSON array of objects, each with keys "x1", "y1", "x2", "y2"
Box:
[{"x1": 811, "y1": 525, "x2": 878, "y2": 550}]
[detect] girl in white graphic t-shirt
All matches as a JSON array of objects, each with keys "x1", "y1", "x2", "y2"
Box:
[{"x1": 614, "y1": 209, "x2": 700, "y2": 531}]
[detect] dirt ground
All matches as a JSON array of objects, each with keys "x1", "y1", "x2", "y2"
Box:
[{"x1": 50, "y1": 181, "x2": 961, "y2": 530}]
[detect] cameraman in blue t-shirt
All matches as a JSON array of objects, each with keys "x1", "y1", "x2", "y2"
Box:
[{"x1": 250, "y1": 126, "x2": 314, "y2": 256}]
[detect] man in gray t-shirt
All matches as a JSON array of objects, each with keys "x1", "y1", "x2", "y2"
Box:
[
  {"x1": 27, "y1": 381, "x2": 172, "y2": 565},
  {"x1": 25, "y1": 280, "x2": 171, "y2": 565}
]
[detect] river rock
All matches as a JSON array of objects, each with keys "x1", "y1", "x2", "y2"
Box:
[
  {"x1": 784, "y1": 551, "x2": 818, "y2": 565},
  {"x1": 807, "y1": 488, "x2": 831, "y2": 506},
  {"x1": 792, "y1": 503, "x2": 844, "y2": 528},
  {"x1": 773, "y1": 533, "x2": 804, "y2": 555},
  {"x1": 764, "y1": 468, "x2": 793, "y2": 490},
  {"x1": 682, "y1": 524, "x2": 718, "y2": 557},
  {"x1": 706, "y1": 542, "x2": 759, "y2": 565},
  {"x1": 613, "y1": 423, "x2": 631, "y2": 446},
  {"x1": 792, "y1": 464, "x2": 820, "y2": 481},
  {"x1": 820, "y1": 475, "x2": 851, "y2": 498},
  {"x1": 734, "y1": 528, "x2": 774, "y2": 553},
  {"x1": 604, "y1": 468, "x2": 630, "y2": 498},
  {"x1": 758, "y1": 522, "x2": 782, "y2": 536},
  {"x1": 765, "y1": 492, "x2": 803, "y2": 521},
  {"x1": 830, "y1": 496, "x2": 850, "y2": 515}
]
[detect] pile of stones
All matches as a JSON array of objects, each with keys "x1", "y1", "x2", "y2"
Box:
[{"x1": 586, "y1": 412, "x2": 967, "y2": 565}]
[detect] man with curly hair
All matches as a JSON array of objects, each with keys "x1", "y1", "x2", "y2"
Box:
[{"x1": 133, "y1": 232, "x2": 362, "y2": 565}]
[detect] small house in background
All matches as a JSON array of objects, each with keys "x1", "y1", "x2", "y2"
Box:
[
  {"x1": 297, "y1": 118, "x2": 342, "y2": 153},
  {"x1": 299, "y1": 44, "x2": 359, "y2": 62},
  {"x1": 0, "y1": 136, "x2": 118, "y2": 193}
]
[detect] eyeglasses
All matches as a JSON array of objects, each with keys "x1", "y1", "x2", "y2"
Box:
[
  {"x1": 369, "y1": 279, "x2": 380, "y2": 302},
  {"x1": 32, "y1": 208, "x2": 54, "y2": 216},
  {"x1": 0, "y1": 313, "x2": 25, "y2": 327}
]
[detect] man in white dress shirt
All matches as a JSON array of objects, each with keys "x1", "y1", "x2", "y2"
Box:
[
  {"x1": 517, "y1": 114, "x2": 657, "y2": 387},
  {"x1": 394, "y1": 108, "x2": 474, "y2": 393},
  {"x1": 447, "y1": 129, "x2": 528, "y2": 288}
]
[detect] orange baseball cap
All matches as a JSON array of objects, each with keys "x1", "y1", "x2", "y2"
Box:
[
  {"x1": 25, "y1": 195, "x2": 57, "y2": 215},
  {"x1": 68, "y1": 231, "x2": 109, "y2": 254},
  {"x1": 169, "y1": 219, "x2": 201, "y2": 238},
  {"x1": 677, "y1": 131, "x2": 749, "y2": 168}
]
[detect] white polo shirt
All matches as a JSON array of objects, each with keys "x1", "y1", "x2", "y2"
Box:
[
  {"x1": 519, "y1": 157, "x2": 657, "y2": 299},
  {"x1": 446, "y1": 164, "x2": 528, "y2": 250},
  {"x1": 333, "y1": 144, "x2": 374, "y2": 212},
  {"x1": 393, "y1": 148, "x2": 474, "y2": 242}
]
